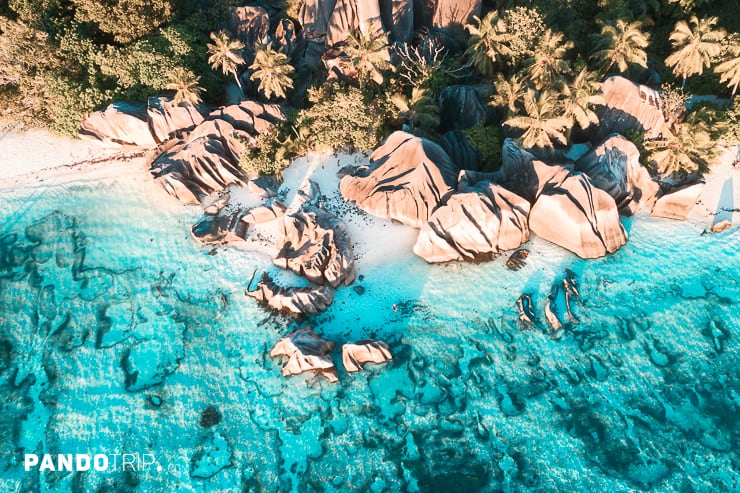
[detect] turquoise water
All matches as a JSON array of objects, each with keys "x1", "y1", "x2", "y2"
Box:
[{"x1": 0, "y1": 169, "x2": 738, "y2": 492}]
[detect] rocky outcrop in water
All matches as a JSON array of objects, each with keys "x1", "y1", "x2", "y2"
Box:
[
  {"x1": 275, "y1": 206, "x2": 355, "y2": 288},
  {"x1": 150, "y1": 119, "x2": 248, "y2": 204},
  {"x1": 575, "y1": 134, "x2": 659, "y2": 215},
  {"x1": 191, "y1": 210, "x2": 249, "y2": 246},
  {"x1": 340, "y1": 131, "x2": 460, "y2": 228},
  {"x1": 595, "y1": 76, "x2": 666, "y2": 142},
  {"x1": 270, "y1": 328, "x2": 338, "y2": 382},
  {"x1": 246, "y1": 272, "x2": 334, "y2": 315},
  {"x1": 342, "y1": 340, "x2": 392, "y2": 372},
  {"x1": 79, "y1": 102, "x2": 157, "y2": 148},
  {"x1": 413, "y1": 180, "x2": 530, "y2": 262},
  {"x1": 529, "y1": 173, "x2": 628, "y2": 258}
]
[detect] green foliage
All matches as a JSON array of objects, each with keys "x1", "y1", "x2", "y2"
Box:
[
  {"x1": 292, "y1": 83, "x2": 393, "y2": 154},
  {"x1": 589, "y1": 19, "x2": 650, "y2": 75},
  {"x1": 644, "y1": 121, "x2": 716, "y2": 176},
  {"x1": 390, "y1": 87, "x2": 440, "y2": 132},
  {"x1": 207, "y1": 30, "x2": 245, "y2": 91},
  {"x1": 505, "y1": 89, "x2": 571, "y2": 150},
  {"x1": 239, "y1": 128, "x2": 291, "y2": 179},
  {"x1": 522, "y1": 29, "x2": 573, "y2": 90},
  {"x1": 165, "y1": 67, "x2": 203, "y2": 105},
  {"x1": 71, "y1": 0, "x2": 174, "y2": 44},
  {"x1": 249, "y1": 45, "x2": 294, "y2": 101},
  {"x1": 665, "y1": 16, "x2": 726, "y2": 86},
  {"x1": 344, "y1": 27, "x2": 392, "y2": 89},
  {"x1": 716, "y1": 98, "x2": 740, "y2": 144},
  {"x1": 463, "y1": 125, "x2": 503, "y2": 171},
  {"x1": 714, "y1": 35, "x2": 740, "y2": 97}
]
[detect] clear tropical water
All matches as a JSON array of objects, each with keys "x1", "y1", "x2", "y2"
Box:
[{"x1": 0, "y1": 164, "x2": 738, "y2": 493}]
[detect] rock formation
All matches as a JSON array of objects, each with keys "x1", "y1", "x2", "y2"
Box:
[
  {"x1": 595, "y1": 76, "x2": 666, "y2": 142},
  {"x1": 340, "y1": 131, "x2": 460, "y2": 228},
  {"x1": 300, "y1": 0, "x2": 337, "y2": 41},
  {"x1": 243, "y1": 201, "x2": 286, "y2": 224},
  {"x1": 207, "y1": 100, "x2": 287, "y2": 136},
  {"x1": 431, "y1": 0, "x2": 481, "y2": 38},
  {"x1": 413, "y1": 180, "x2": 530, "y2": 262},
  {"x1": 529, "y1": 173, "x2": 628, "y2": 258},
  {"x1": 246, "y1": 272, "x2": 334, "y2": 316},
  {"x1": 79, "y1": 102, "x2": 157, "y2": 148},
  {"x1": 327, "y1": 0, "x2": 385, "y2": 46},
  {"x1": 147, "y1": 96, "x2": 207, "y2": 144},
  {"x1": 493, "y1": 139, "x2": 571, "y2": 203},
  {"x1": 651, "y1": 183, "x2": 704, "y2": 220},
  {"x1": 228, "y1": 6, "x2": 269, "y2": 46},
  {"x1": 191, "y1": 210, "x2": 249, "y2": 246},
  {"x1": 379, "y1": 0, "x2": 413, "y2": 42},
  {"x1": 270, "y1": 328, "x2": 338, "y2": 382},
  {"x1": 150, "y1": 119, "x2": 247, "y2": 204},
  {"x1": 274, "y1": 206, "x2": 355, "y2": 288},
  {"x1": 438, "y1": 85, "x2": 489, "y2": 131},
  {"x1": 575, "y1": 134, "x2": 659, "y2": 215},
  {"x1": 342, "y1": 340, "x2": 392, "y2": 372}
]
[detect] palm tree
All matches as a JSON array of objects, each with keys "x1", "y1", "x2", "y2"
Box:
[
  {"x1": 522, "y1": 29, "x2": 573, "y2": 90},
  {"x1": 505, "y1": 89, "x2": 571, "y2": 149},
  {"x1": 557, "y1": 68, "x2": 605, "y2": 131},
  {"x1": 490, "y1": 73, "x2": 527, "y2": 117},
  {"x1": 345, "y1": 27, "x2": 392, "y2": 88},
  {"x1": 589, "y1": 19, "x2": 650, "y2": 74},
  {"x1": 165, "y1": 67, "x2": 204, "y2": 105},
  {"x1": 465, "y1": 12, "x2": 514, "y2": 77},
  {"x1": 249, "y1": 45, "x2": 295, "y2": 101},
  {"x1": 207, "y1": 30, "x2": 246, "y2": 93},
  {"x1": 665, "y1": 16, "x2": 726, "y2": 88},
  {"x1": 715, "y1": 43, "x2": 740, "y2": 100},
  {"x1": 645, "y1": 122, "x2": 715, "y2": 176},
  {"x1": 390, "y1": 87, "x2": 440, "y2": 131}
]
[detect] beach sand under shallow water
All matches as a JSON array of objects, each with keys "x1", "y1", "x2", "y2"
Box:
[{"x1": 0, "y1": 131, "x2": 738, "y2": 492}]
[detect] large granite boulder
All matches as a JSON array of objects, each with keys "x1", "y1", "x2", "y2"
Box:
[
  {"x1": 440, "y1": 130, "x2": 482, "y2": 171},
  {"x1": 432, "y1": 0, "x2": 481, "y2": 38},
  {"x1": 342, "y1": 340, "x2": 392, "y2": 372},
  {"x1": 379, "y1": 0, "x2": 413, "y2": 42},
  {"x1": 79, "y1": 102, "x2": 157, "y2": 148},
  {"x1": 651, "y1": 183, "x2": 704, "y2": 220},
  {"x1": 274, "y1": 18, "x2": 305, "y2": 60},
  {"x1": 300, "y1": 0, "x2": 337, "y2": 41},
  {"x1": 207, "y1": 101, "x2": 287, "y2": 137},
  {"x1": 274, "y1": 207, "x2": 355, "y2": 288},
  {"x1": 228, "y1": 6, "x2": 269, "y2": 46},
  {"x1": 247, "y1": 272, "x2": 334, "y2": 315},
  {"x1": 575, "y1": 134, "x2": 659, "y2": 215},
  {"x1": 150, "y1": 119, "x2": 247, "y2": 204},
  {"x1": 413, "y1": 180, "x2": 530, "y2": 262},
  {"x1": 493, "y1": 139, "x2": 570, "y2": 203},
  {"x1": 595, "y1": 76, "x2": 666, "y2": 142},
  {"x1": 270, "y1": 328, "x2": 338, "y2": 382},
  {"x1": 147, "y1": 96, "x2": 207, "y2": 144},
  {"x1": 438, "y1": 85, "x2": 489, "y2": 131},
  {"x1": 340, "y1": 131, "x2": 460, "y2": 228},
  {"x1": 529, "y1": 173, "x2": 628, "y2": 258},
  {"x1": 326, "y1": 0, "x2": 384, "y2": 46},
  {"x1": 191, "y1": 210, "x2": 248, "y2": 246}
]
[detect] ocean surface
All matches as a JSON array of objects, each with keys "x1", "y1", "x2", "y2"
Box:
[{"x1": 0, "y1": 163, "x2": 738, "y2": 493}]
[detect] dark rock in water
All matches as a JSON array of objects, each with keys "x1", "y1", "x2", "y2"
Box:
[
  {"x1": 438, "y1": 85, "x2": 488, "y2": 131},
  {"x1": 563, "y1": 269, "x2": 580, "y2": 322},
  {"x1": 506, "y1": 248, "x2": 529, "y2": 270},
  {"x1": 228, "y1": 6, "x2": 269, "y2": 47},
  {"x1": 413, "y1": 180, "x2": 530, "y2": 262},
  {"x1": 340, "y1": 131, "x2": 460, "y2": 228},
  {"x1": 150, "y1": 119, "x2": 247, "y2": 204},
  {"x1": 121, "y1": 341, "x2": 182, "y2": 392},
  {"x1": 191, "y1": 431, "x2": 232, "y2": 479},
  {"x1": 79, "y1": 102, "x2": 157, "y2": 148},
  {"x1": 342, "y1": 340, "x2": 392, "y2": 372},
  {"x1": 246, "y1": 272, "x2": 334, "y2": 315},
  {"x1": 270, "y1": 327, "x2": 338, "y2": 382},
  {"x1": 200, "y1": 405, "x2": 223, "y2": 428},
  {"x1": 440, "y1": 130, "x2": 481, "y2": 171},
  {"x1": 148, "y1": 394, "x2": 162, "y2": 407},
  {"x1": 575, "y1": 134, "x2": 659, "y2": 215},
  {"x1": 594, "y1": 76, "x2": 665, "y2": 143},
  {"x1": 191, "y1": 210, "x2": 249, "y2": 246},
  {"x1": 274, "y1": 206, "x2": 355, "y2": 287},
  {"x1": 380, "y1": 0, "x2": 413, "y2": 42},
  {"x1": 147, "y1": 96, "x2": 208, "y2": 144},
  {"x1": 352, "y1": 285, "x2": 365, "y2": 295}
]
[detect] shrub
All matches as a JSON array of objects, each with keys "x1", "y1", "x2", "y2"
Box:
[
  {"x1": 238, "y1": 127, "x2": 291, "y2": 179},
  {"x1": 463, "y1": 125, "x2": 503, "y2": 171}
]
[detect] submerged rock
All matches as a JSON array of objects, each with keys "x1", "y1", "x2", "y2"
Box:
[
  {"x1": 79, "y1": 102, "x2": 157, "y2": 148},
  {"x1": 595, "y1": 76, "x2": 665, "y2": 142},
  {"x1": 274, "y1": 207, "x2": 355, "y2": 288},
  {"x1": 150, "y1": 119, "x2": 247, "y2": 204},
  {"x1": 246, "y1": 272, "x2": 334, "y2": 315},
  {"x1": 270, "y1": 327, "x2": 338, "y2": 382},
  {"x1": 342, "y1": 340, "x2": 392, "y2": 372},
  {"x1": 191, "y1": 431, "x2": 232, "y2": 479},
  {"x1": 340, "y1": 131, "x2": 460, "y2": 228},
  {"x1": 505, "y1": 248, "x2": 529, "y2": 270},
  {"x1": 529, "y1": 173, "x2": 628, "y2": 258},
  {"x1": 651, "y1": 183, "x2": 704, "y2": 220},
  {"x1": 413, "y1": 180, "x2": 530, "y2": 262},
  {"x1": 575, "y1": 134, "x2": 659, "y2": 215}
]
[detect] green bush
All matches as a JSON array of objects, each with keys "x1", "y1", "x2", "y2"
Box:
[
  {"x1": 463, "y1": 125, "x2": 503, "y2": 171},
  {"x1": 238, "y1": 128, "x2": 292, "y2": 179},
  {"x1": 717, "y1": 98, "x2": 740, "y2": 145}
]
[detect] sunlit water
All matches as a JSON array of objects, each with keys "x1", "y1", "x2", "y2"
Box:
[{"x1": 0, "y1": 166, "x2": 738, "y2": 492}]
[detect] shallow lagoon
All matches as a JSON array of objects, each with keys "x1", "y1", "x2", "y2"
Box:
[{"x1": 0, "y1": 166, "x2": 738, "y2": 492}]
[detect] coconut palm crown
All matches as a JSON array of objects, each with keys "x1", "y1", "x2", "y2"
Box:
[
  {"x1": 665, "y1": 16, "x2": 726, "y2": 87},
  {"x1": 590, "y1": 19, "x2": 650, "y2": 74},
  {"x1": 522, "y1": 29, "x2": 573, "y2": 90},
  {"x1": 249, "y1": 45, "x2": 295, "y2": 101},
  {"x1": 465, "y1": 12, "x2": 514, "y2": 77},
  {"x1": 715, "y1": 40, "x2": 740, "y2": 99},
  {"x1": 505, "y1": 88, "x2": 571, "y2": 149},
  {"x1": 165, "y1": 67, "x2": 204, "y2": 106},
  {"x1": 207, "y1": 30, "x2": 246, "y2": 92},
  {"x1": 345, "y1": 27, "x2": 392, "y2": 88}
]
